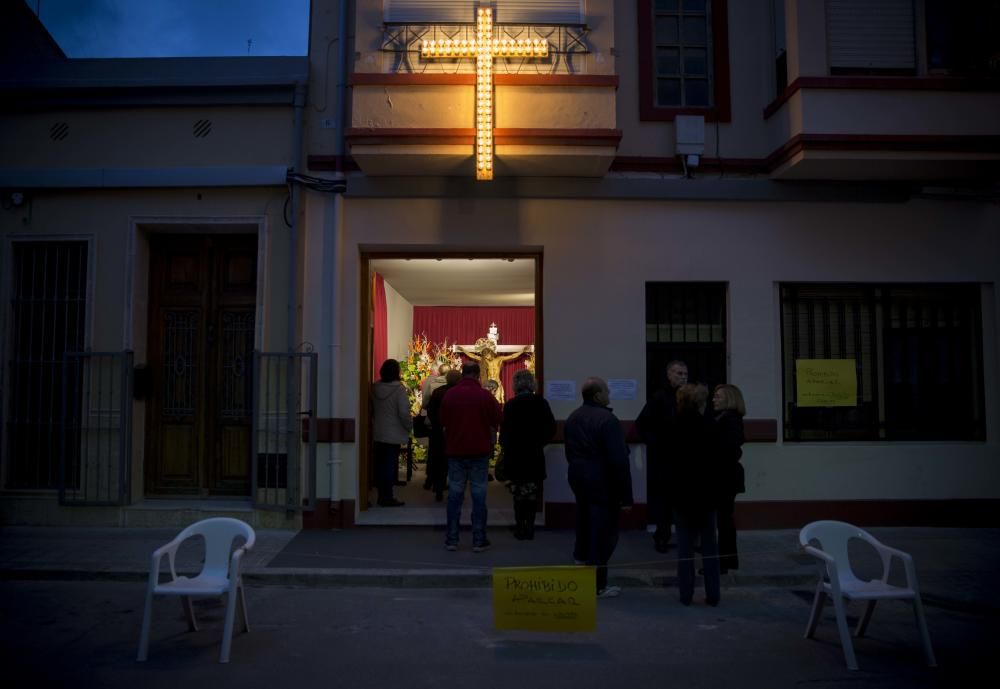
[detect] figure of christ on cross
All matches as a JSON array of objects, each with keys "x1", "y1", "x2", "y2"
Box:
[
  {"x1": 455, "y1": 338, "x2": 532, "y2": 403},
  {"x1": 420, "y1": 3, "x2": 549, "y2": 180}
]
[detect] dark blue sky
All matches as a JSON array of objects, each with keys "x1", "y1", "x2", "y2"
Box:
[{"x1": 26, "y1": 0, "x2": 310, "y2": 58}]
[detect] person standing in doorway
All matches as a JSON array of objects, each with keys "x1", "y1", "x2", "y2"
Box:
[
  {"x1": 371, "y1": 359, "x2": 411, "y2": 507},
  {"x1": 565, "y1": 377, "x2": 634, "y2": 598},
  {"x1": 712, "y1": 383, "x2": 746, "y2": 573},
  {"x1": 426, "y1": 369, "x2": 461, "y2": 502},
  {"x1": 636, "y1": 360, "x2": 689, "y2": 552},
  {"x1": 439, "y1": 362, "x2": 503, "y2": 552},
  {"x1": 500, "y1": 370, "x2": 556, "y2": 540}
]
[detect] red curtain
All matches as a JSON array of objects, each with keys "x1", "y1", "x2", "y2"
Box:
[
  {"x1": 412, "y1": 306, "x2": 535, "y2": 400},
  {"x1": 373, "y1": 273, "x2": 388, "y2": 381}
]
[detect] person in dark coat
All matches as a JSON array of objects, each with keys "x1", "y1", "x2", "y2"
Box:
[
  {"x1": 565, "y1": 377, "x2": 634, "y2": 598},
  {"x1": 712, "y1": 383, "x2": 746, "y2": 573},
  {"x1": 499, "y1": 370, "x2": 556, "y2": 540},
  {"x1": 670, "y1": 383, "x2": 723, "y2": 606},
  {"x1": 425, "y1": 369, "x2": 461, "y2": 502},
  {"x1": 636, "y1": 360, "x2": 689, "y2": 552}
]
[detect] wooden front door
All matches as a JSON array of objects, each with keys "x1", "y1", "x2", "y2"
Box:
[{"x1": 145, "y1": 235, "x2": 257, "y2": 496}]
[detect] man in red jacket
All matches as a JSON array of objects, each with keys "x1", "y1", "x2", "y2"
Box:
[{"x1": 439, "y1": 362, "x2": 503, "y2": 552}]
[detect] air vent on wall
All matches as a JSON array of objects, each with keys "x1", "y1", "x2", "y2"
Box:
[
  {"x1": 49, "y1": 122, "x2": 68, "y2": 141},
  {"x1": 193, "y1": 119, "x2": 212, "y2": 138}
]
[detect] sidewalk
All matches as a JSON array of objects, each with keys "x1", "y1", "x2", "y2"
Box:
[{"x1": 1, "y1": 525, "x2": 997, "y2": 612}]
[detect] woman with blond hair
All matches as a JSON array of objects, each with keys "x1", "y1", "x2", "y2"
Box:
[{"x1": 713, "y1": 384, "x2": 746, "y2": 574}]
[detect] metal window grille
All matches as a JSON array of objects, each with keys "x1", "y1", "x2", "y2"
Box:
[
  {"x1": 652, "y1": 0, "x2": 714, "y2": 107},
  {"x1": 781, "y1": 285, "x2": 878, "y2": 441},
  {"x1": 60, "y1": 351, "x2": 133, "y2": 506},
  {"x1": 4, "y1": 241, "x2": 88, "y2": 489},
  {"x1": 781, "y1": 284, "x2": 984, "y2": 442},
  {"x1": 252, "y1": 351, "x2": 317, "y2": 511},
  {"x1": 883, "y1": 285, "x2": 984, "y2": 440},
  {"x1": 645, "y1": 282, "x2": 727, "y2": 393}
]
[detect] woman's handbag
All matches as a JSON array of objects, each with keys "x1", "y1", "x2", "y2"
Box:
[
  {"x1": 412, "y1": 414, "x2": 429, "y2": 438},
  {"x1": 493, "y1": 449, "x2": 507, "y2": 482}
]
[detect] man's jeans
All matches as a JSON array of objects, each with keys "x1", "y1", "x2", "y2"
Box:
[{"x1": 446, "y1": 456, "x2": 489, "y2": 547}]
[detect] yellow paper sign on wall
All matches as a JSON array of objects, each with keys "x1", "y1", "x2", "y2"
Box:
[
  {"x1": 795, "y1": 359, "x2": 858, "y2": 407},
  {"x1": 493, "y1": 566, "x2": 596, "y2": 633}
]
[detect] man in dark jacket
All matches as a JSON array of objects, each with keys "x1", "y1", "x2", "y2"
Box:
[
  {"x1": 636, "y1": 360, "x2": 688, "y2": 552},
  {"x1": 426, "y1": 369, "x2": 461, "y2": 502},
  {"x1": 439, "y1": 362, "x2": 503, "y2": 553},
  {"x1": 565, "y1": 377, "x2": 634, "y2": 598}
]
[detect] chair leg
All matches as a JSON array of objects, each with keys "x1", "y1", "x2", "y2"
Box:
[
  {"x1": 137, "y1": 589, "x2": 154, "y2": 662},
  {"x1": 804, "y1": 584, "x2": 826, "y2": 639},
  {"x1": 833, "y1": 595, "x2": 859, "y2": 670},
  {"x1": 219, "y1": 589, "x2": 238, "y2": 663},
  {"x1": 182, "y1": 596, "x2": 199, "y2": 632},
  {"x1": 912, "y1": 596, "x2": 937, "y2": 668},
  {"x1": 855, "y1": 600, "x2": 876, "y2": 637},
  {"x1": 238, "y1": 581, "x2": 250, "y2": 633}
]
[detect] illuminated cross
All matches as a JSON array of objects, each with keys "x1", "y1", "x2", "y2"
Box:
[{"x1": 420, "y1": 3, "x2": 549, "y2": 180}]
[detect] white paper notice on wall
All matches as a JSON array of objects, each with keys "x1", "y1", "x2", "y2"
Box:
[
  {"x1": 545, "y1": 380, "x2": 576, "y2": 401},
  {"x1": 608, "y1": 379, "x2": 637, "y2": 401}
]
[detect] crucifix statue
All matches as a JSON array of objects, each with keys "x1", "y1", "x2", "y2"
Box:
[
  {"x1": 420, "y1": 3, "x2": 549, "y2": 180},
  {"x1": 453, "y1": 323, "x2": 533, "y2": 402}
]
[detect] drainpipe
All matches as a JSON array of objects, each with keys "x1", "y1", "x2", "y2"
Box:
[
  {"x1": 287, "y1": 82, "x2": 306, "y2": 512},
  {"x1": 327, "y1": 0, "x2": 350, "y2": 507}
]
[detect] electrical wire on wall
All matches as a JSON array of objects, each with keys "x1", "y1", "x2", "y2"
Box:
[{"x1": 283, "y1": 170, "x2": 347, "y2": 227}]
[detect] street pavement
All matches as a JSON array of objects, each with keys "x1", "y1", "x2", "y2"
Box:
[{"x1": 0, "y1": 525, "x2": 996, "y2": 687}]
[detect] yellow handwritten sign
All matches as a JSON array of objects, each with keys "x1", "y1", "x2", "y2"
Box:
[
  {"x1": 795, "y1": 359, "x2": 857, "y2": 407},
  {"x1": 492, "y1": 566, "x2": 596, "y2": 633}
]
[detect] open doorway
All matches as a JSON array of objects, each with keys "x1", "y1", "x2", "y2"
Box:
[{"x1": 358, "y1": 252, "x2": 542, "y2": 526}]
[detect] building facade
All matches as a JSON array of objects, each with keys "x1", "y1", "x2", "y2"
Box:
[{"x1": 1, "y1": 0, "x2": 998, "y2": 528}]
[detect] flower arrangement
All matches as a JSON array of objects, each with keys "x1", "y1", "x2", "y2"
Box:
[{"x1": 400, "y1": 334, "x2": 462, "y2": 414}]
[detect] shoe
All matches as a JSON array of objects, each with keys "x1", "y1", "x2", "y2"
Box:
[
  {"x1": 434, "y1": 491, "x2": 443, "y2": 502},
  {"x1": 706, "y1": 598, "x2": 720, "y2": 607},
  {"x1": 423, "y1": 478, "x2": 432, "y2": 490},
  {"x1": 654, "y1": 539, "x2": 670, "y2": 554},
  {"x1": 597, "y1": 586, "x2": 622, "y2": 599},
  {"x1": 377, "y1": 498, "x2": 405, "y2": 507},
  {"x1": 444, "y1": 543, "x2": 458, "y2": 551},
  {"x1": 472, "y1": 540, "x2": 492, "y2": 553},
  {"x1": 488, "y1": 474, "x2": 495, "y2": 482},
  {"x1": 679, "y1": 597, "x2": 692, "y2": 606}
]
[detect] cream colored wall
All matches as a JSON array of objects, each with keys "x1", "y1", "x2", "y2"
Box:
[
  {"x1": 383, "y1": 278, "x2": 414, "y2": 361},
  {"x1": 326, "y1": 195, "x2": 1000, "y2": 505},
  {"x1": 0, "y1": 107, "x2": 294, "y2": 169}
]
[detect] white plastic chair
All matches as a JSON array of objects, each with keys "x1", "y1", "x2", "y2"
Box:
[
  {"x1": 799, "y1": 520, "x2": 936, "y2": 671},
  {"x1": 137, "y1": 517, "x2": 256, "y2": 663}
]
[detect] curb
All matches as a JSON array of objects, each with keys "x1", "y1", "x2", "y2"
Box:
[{"x1": 0, "y1": 566, "x2": 817, "y2": 590}]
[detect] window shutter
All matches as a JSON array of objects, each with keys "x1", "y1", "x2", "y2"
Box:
[
  {"x1": 384, "y1": 0, "x2": 583, "y2": 24},
  {"x1": 826, "y1": 0, "x2": 915, "y2": 70}
]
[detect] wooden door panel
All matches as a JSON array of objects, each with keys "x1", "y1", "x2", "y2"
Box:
[{"x1": 146, "y1": 235, "x2": 256, "y2": 497}]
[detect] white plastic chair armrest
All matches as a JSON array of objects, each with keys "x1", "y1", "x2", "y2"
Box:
[
  {"x1": 227, "y1": 547, "x2": 248, "y2": 587},
  {"x1": 871, "y1": 542, "x2": 918, "y2": 589},
  {"x1": 803, "y1": 545, "x2": 843, "y2": 596},
  {"x1": 150, "y1": 535, "x2": 187, "y2": 584}
]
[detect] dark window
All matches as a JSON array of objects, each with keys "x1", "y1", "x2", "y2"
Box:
[
  {"x1": 781, "y1": 284, "x2": 985, "y2": 442},
  {"x1": 645, "y1": 283, "x2": 727, "y2": 394},
  {"x1": 638, "y1": 0, "x2": 731, "y2": 121},
  {"x1": 4, "y1": 241, "x2": 88, "y2": 488},
  {"x1": 925, "y1": 0, "x2": 1000, "y2": 76}
]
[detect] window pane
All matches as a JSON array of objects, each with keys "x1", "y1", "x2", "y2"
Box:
[
  {"x1": 657, "y1": 48, "x2": 680, "y2": 75},
  {"x1": 683, "y1": 16, "x2": 707, "y2": 44},
  {"x1": 682, "y1": 0, "x2": 707, "y2": 11},
  {"x1": 656, "y1": 0, "x2": 680, "y2": 10},
  {"x1": 683, "y1": 48, "x2": 707, "y2": 75},
  {"x1": 684, "y1": 79, "x2": 709, "y2": 105},
  {"x1": 657, "y1": 78, "x2": 681, "y2": 105},
  {"x1": 656, "y1": 16, "x2": 679, "y2": 44}
]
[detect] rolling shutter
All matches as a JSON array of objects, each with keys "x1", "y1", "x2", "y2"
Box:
[
  {"x1": 826, "y1": 0, "x2": 915, "y2": 70},
  {"x1": 384, "y1": 0, "x2": 583, "y2": 24}
]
